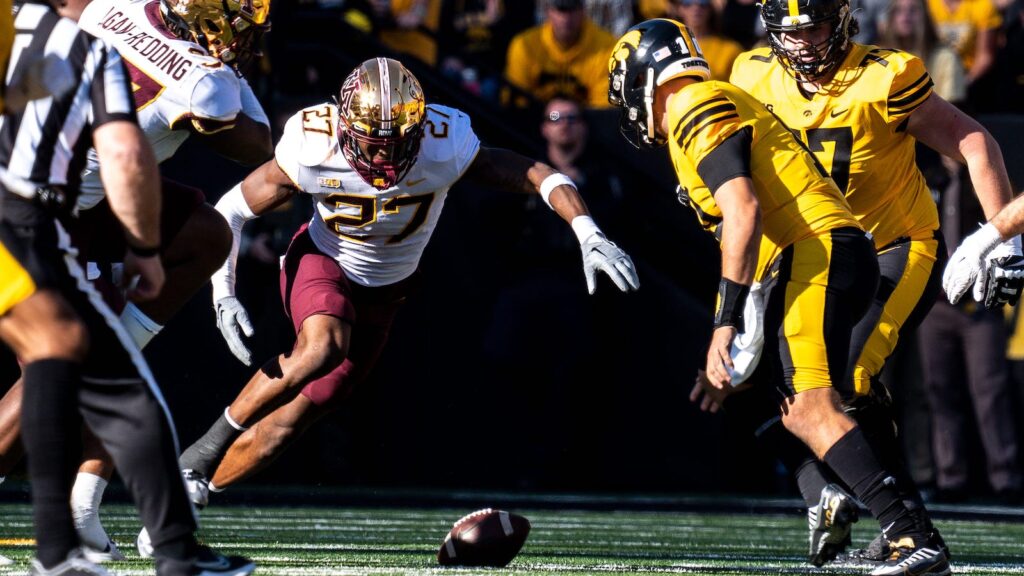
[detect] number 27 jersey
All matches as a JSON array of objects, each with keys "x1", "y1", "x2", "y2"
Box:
[
  {"x1": 730, "y1": 44, "x2": 940, "y2": 250},
  {"x1": 275, "y1": 103, "x2": 480, "y2": 287}
]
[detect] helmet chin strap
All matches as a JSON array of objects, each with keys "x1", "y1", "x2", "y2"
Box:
[{"x1": 644, "y1": 67, "x2": 657, "y2": 145}]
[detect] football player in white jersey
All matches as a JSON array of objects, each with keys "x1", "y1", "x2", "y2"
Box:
[
  {"x1": 0, "y1": 0, "x2": 272, "y2": 562},
  {"x1": 171, "y1": 57, "x2": 640, "y2": 513}
]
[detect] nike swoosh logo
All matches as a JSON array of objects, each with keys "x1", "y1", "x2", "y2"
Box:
[
  {"x1": 406, "y1": 177, "x2": 427, "y2": 187},
  {"x1": 830, "y1": 108, "x2": 848, "y2": 118}
]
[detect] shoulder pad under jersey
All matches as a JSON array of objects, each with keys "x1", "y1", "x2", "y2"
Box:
[
  {"x1": 418, "y1": 104, "x2": 480, "y2": 175},
  {"x1": 276, "y1": 102, "x2": 339, "y2": 172}
]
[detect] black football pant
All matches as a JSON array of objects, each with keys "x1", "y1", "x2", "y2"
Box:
[{"x1": 2, "y1": 221, "x2": 198, "y2": 559}]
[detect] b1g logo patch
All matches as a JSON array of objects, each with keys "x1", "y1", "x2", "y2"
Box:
[{"x1": 317, "y1": 177, "x2": 342, "y2": 189}]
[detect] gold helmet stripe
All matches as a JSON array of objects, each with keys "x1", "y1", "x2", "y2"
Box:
[
  {"x1": 676, "y1": 22, "x2": 697, "y2": 56},
  {"x1": 378, "y1": 57, "x2": 392, "y2": 130},
  {"x1": 788, "y1": 0, "x2": 800, "y2": 19}
]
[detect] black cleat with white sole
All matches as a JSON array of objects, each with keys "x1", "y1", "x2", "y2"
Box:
[
  {"x1": 155, "y1": 545, "x2": 255, "y2": 576},
  {"x1": 869, "y1": 534, "x2": 951, "y2": 576},
  {"x1": 809, "y1": 483, "x2": 860, "y2": 566}
]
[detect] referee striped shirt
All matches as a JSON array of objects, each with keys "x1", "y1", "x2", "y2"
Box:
[{"x1": 0, "y1": 0, "x2": 135, "y2": 225}]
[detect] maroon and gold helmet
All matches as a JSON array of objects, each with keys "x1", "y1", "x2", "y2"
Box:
[
  {"x1": 161, "y1": 0, "x2": 271, "y2": 68},
  {"x1": 337, "y1": 58, "x2": 426, "y2": 189}
]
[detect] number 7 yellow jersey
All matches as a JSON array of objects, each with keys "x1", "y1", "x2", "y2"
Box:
[
  {"x1": 667, "y1": 80, "x2": 862, "y2": 282},
  {"x1": 730, "y1": 44, "x2": 940, "y2": 250}
]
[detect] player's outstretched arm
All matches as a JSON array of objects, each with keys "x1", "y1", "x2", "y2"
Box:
[
  {"x1": 464, "y1": 146, "x2": 640, "y2": 294},
  {"x1": 908, "y1": 93, "x2": 1013, "y2": 220},
  {"x1": 991, "y1": 194, "x2": 1024, "y2": 240},
  {"x1": 211, "y1": 159, "x2": 298, "y2": 365},
  {"x1": 910, "y1": 94, "x2": 1021, "y2": 305}
]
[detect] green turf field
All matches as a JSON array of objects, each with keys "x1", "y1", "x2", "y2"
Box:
[{"x1": 2, "y1": 502, "x2": 1024, "y2": 575}]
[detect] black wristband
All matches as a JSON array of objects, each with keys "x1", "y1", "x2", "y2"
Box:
[
  {"x1": 713, "y1": 278, "x2": 749, "y2": 329},
  {"x1": 127, "y1": 243, "x2": 161, "y2": 258}
]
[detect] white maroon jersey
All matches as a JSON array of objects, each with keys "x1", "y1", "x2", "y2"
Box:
[
  {"x1": 276, "y1": 103, "x2": 480, "y2": 287},
  {"x1": 75, "y1": 0, "x2": 246, "y2": 209}
]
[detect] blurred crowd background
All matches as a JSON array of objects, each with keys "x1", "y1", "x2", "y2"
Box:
[{"x1": 11, "y1": 0, "x2": 1024, "y2": 504}]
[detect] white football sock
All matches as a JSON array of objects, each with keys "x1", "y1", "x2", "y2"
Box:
[
  {"x1": 120, "y1": 302, "x2": 163, "y2": 349},
  {"x1": 0, "y1": 475, "x2": 5, "y2": 486},
  {"x1": 72, "y1": 472, "x2": 111, "y2": 549}
]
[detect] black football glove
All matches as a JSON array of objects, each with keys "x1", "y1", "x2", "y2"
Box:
[{"x1": 984, "y1": 254, "x2": 1024, "y2": 308}]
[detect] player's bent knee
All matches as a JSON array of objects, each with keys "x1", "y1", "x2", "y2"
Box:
[
  {"x1": 193, "y1": 204, "x2": 232, "y2": 259},
  {"x1": 293, "y1": 320, "x2": 350, "y2": 379}
]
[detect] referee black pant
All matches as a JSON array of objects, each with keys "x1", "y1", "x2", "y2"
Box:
[{"x1": 2, "y1": 220, "x2": 197, "y2": 552}]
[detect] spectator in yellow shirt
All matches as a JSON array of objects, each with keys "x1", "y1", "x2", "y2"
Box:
[
  {"x1": 927, "y1": 0, "x2": 1001, "y2": 83},
  {"x1": 504, "y1": 0, "x2": 616, "y2": 108}
]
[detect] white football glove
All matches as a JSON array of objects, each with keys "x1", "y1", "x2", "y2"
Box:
[
  {"x1": 580, "y1": 234, "x2": 640, "y2": 294},
  {"x1": 942, "y1": 223, "x2": 1005, "y2": 305},
  {"x1": 728, "y1": 282, "x2": 764, "y2": 386},
  {"x1": 215, "y1": 296, "x2": 254, "y2": 365}
]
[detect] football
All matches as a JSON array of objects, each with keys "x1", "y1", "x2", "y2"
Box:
[{"x1": 436, "y1": 508, "x2": 531, "y2": 567}]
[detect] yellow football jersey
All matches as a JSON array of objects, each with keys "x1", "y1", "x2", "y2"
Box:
[
  {"x1": 730, "y1": 44, "x2": 940, "y2": 250},
  {"x1": 667, "y1": 80, "x2": 861, "y2": 281}
]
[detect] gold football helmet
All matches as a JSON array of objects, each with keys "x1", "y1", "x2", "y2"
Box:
[
  {"x1": 161, "y1": 0, "x2": 271, "y2": 67},
  {"x1": 337, "y1": 57, "x2": 426, "y2": 189}
]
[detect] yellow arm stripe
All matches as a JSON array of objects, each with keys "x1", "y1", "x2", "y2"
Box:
[
  {"x1": 677, "y1": 104, "x2": 738, "y2": 149},
  {"x1": 672, "y1": 97, "x2": 730, "y2": 138},
  {"x1": 888, "y1": 79, "x2": 933, "y2": 112},
  {"x1": 889, "y1": 72, "x2": 930, "y2": 100},
  {"x1": 682, "y1": 112, "x2": 740, "y2": 151}
]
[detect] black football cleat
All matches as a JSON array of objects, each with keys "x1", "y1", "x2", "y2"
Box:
[
  {"x1": 845, "y1": 531, "x2": 890, "y2": 564},
  {"x1": 808, "y1": 484, "x2": 860, "y2": 566},
  {"x1": 869, "y1": 534, "x2": 951, "y2": 576},
  {"x1": 155, "y1": 545, "x2": 254, "y2": 576}
]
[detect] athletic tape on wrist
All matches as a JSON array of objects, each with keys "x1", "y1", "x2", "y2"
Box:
[{"x1": 571, "y1": 215, "x2": 602, "y2": 244}]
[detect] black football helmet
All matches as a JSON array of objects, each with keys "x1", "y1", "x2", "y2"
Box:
[
  {"x1": 607, "y1": 19, "x2": 711, "y2": 149},
  {"x1": 760, "y1": 0, "x2": 858, "y2": 81}
]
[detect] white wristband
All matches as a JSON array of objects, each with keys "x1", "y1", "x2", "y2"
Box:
[
  {"x1": 571, "y1": 215, "x2": 602, "y2": 244},
  {"x1": 211, "y1": 182, "x2": 257, "y2": 301},
  {"x1": 539, "y1": 173, "x2": 576, "y2": 209}
]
